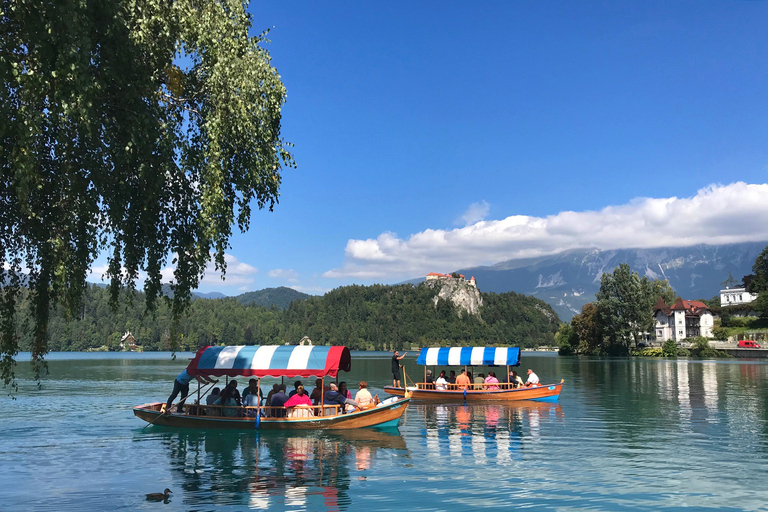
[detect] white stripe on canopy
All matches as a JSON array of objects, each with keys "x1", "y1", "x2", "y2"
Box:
[
  {"x1": 493, "y1": 347, "x2": 508, "y2": 366},
  {"x1": 251, "y1": 345, "x2": 278, "y2": 370},
  {"x1": 470, "y1": 347, "x2": 485, "y2": 365},
  {"x1": 214, "y1": 346, "x2": 242, "y2": 369},
  {"x1": 287, "y1": 345, "x2": 314, "y2": 370},
  {"x1": 447, "y1": 347, "x2": 463, "y2": 366},
  {"x1": 424, "y1": 347, "x2": 440, "y2": 366}
]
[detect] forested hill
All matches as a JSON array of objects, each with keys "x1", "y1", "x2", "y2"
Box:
[
  {"x1": 235, "y1": 287, "x2": 311, "y2": 309},
  {"x1": 26, "y1": 282, "x2": 560, "y2": 352}
]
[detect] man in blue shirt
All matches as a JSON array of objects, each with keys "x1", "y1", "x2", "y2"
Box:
[
  {"x1": 269, "y1": 384, "x2": 289, "y2": 417},
  {"x1": 324, "y1": 382, "x2": 360, "y2": 414},
  {"x1": 165, "y1": 368, "x2": 216, "y2": 414}
]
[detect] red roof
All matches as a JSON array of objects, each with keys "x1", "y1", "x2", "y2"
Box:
[{"x1": 657, "y1": 298, "x2": 710, "y2": 315}]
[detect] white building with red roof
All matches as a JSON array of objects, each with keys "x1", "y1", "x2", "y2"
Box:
[{"x1": 653, "y1": 298, "x2": 714, "y2": 342}]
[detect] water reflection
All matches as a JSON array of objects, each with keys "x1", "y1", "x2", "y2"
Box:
[
  {"x1": 579, "y1": 357, "x2": 768, "y2": 445},
  {"x1": 418, "y1": 402, "x2": 563, "y2": 466},
  {"x1": 146, "y1": 428, "x2": 408, "y2": 510}
]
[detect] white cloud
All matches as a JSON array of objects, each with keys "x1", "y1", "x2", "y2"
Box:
[
  {"x1": 88, "y1": 253, "x2": 258, "y2": 289},
  {"x1": 457, "y1": 200, "x2": 490, "y2": 226},
  {"x1": 268, "y1": 268, "x2": 300, "y2": 282},
  {"x1": 288, "y1": 285, "x2": 327, "y2": 295},
  {"x1": 324, "y1": 182, "x2": 768, "y2": 280},
  {"x1": 199, "y1": 254, "x2": 258, "y2": 287}
]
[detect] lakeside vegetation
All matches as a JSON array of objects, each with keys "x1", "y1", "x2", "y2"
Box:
[
  {"x1": 557, "y1": 245, "x2": 768, "y2": 357},
  {"x1": 13, "y1": 283, "x2": 560, "y2": 353}
]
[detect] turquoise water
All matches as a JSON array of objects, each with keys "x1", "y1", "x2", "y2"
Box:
[{"x1": 2, "y1": 352, "x2": 768, "y2": 511}]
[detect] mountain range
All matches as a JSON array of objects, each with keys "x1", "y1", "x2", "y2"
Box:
[{"x1": 435, "y1": 242, "x2": 767, "y2": 321}]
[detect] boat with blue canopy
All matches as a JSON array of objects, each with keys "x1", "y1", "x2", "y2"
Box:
[
  {"x1": 383, "y1": 346, "x2": 563, "y2": 402},
  {"x1": 134, "y1": 345, "x2": 410, "y2": 430}
]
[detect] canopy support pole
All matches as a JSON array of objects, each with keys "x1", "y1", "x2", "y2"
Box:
[
  {"x1": 321, "y1": 377, "x2": 325, "y2": 416},
  {"x1": 255, "y1": 377, "x2": 261, "y2": 428}
]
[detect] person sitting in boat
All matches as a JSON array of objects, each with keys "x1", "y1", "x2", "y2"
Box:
[
  {"x1": 484, "y1": 371, "x2": 499, "y2": 390},
  {"x1": 288, "y1": 380, "x2": 303, "y2": 398},
  {"x1": 265, "y1": 383, "x2": 279, "y2": 406},
  {"x1": 213, "y1": 381, "x2": 240, "y2": 417},
  {"x1": 455, "y1": 369, "x2": 471, "y2": 390},
  {"x1": 435, "y1": 371, "x2": 448, "y2": 391},
  {"x1": 324, "y1": 382, "x2": 360, "y2": 414},
  {"x1": 448, "y1": 370, "x2": 456, "y2": 385},
  {"x1": 525, "y1": 369, "x2": 540, "y2": 387},
  {"x1": 474, "y1": 372, "x2": 485, "y2": 389},
  {"x1": 242, "y1": 380, "x2": 263, "y2": 416},
  {"x1": 354, "y1": 381, "x2": 379, "y2": 410},
  {"x1": 164, "y1": 367, "x2": 217, "y2": 414},
  {"x1": 425, "y1": 370, "x2": 435, "y2": 389},
  {"x1": 309, "y1": 378, "x2": 324, "y2": 405},
  {"x1": 242, "y1": 379, "x2": 263, "y2": 405},
  {"x1": 269, "y1": 384, "x2": 289, "y2": 417},
  {"x1": 338, "y1": 381, "x2": 354, "y2": 412},
  {"x1": 507, "y1": 370, "x2": 524, "y2": 389},
  {"x1": 283, "y1": 384, "x2": 314, "y2": 418},
  {"x1": 206, "y1": 387, "x2": 221, "y2": 406}
]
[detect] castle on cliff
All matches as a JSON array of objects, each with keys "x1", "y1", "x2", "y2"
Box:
[{"x1": 426, "y1": 272, "x2": 477, "y2": 288}]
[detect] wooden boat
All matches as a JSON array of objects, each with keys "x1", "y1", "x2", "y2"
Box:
[
  {"x1": 384, "y1": 347, "x2": 563, "y2": 402},
  {"x1": 134, "y1": 345, "x2": 410, "y2": 430}
]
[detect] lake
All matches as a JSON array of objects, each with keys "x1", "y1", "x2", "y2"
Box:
[{"x1": 2, "y1": 351, "x2": 768, "y2": 511}]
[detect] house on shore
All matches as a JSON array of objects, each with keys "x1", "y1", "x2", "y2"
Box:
[
  {"x1": 120, "y1": 331, "x2": 138, "y2": 351},
  {"x1": 720, "y1": 286, "x2": 758, "y2": 306},
  {"x1": 654, "y1": 298, "x2": 714, "y2": 342}
]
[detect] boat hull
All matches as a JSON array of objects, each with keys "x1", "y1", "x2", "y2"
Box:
[
  {"x1": 384, "y1": 381, "x2": 563, "y2": 402},
  {"x1": 133, "y1": 398, "x2": 410, "y2": 430}
]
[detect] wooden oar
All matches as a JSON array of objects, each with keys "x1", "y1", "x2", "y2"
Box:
[
  {"x1": 142, "y1": 381, "x2": 216, "y2": 430},
  {"x1": 402, "y1": 367, "x2": 413, "y2": 399}
]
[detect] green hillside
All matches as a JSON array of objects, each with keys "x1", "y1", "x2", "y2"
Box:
[
  {"x1": 235, "y1": 287, "x2": 311, "y2": 309},
  {"x1": 18, "y1": 282, "x2": 559, "y2": 352}
]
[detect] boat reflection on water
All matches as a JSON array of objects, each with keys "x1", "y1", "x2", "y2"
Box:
[
  {"x1": 418, "y1": 402, "x2": 563, "y2": 465},
  {"x1": 151, "y1": 428, "x2": 409, "y2": 510}
]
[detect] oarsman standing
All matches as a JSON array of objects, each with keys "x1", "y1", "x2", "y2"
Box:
[{"x1": 391, "y1": 350, "x2": 407, "y2": 387}]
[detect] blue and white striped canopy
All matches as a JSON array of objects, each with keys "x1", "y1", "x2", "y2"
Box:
[
  {"x1": 188, "y1": 345, "x2": 352, "y2": 378},
  {"x1": 416, "y1": 347, "x2": 520, "y2": 367}
]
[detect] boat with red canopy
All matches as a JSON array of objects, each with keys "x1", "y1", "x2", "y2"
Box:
[
  {"x1": 134, "y1": 345, "x2": 410, "y2": 430},
  {"x1": 384, "y1": 346, "x2": 563, "y2": 402}
]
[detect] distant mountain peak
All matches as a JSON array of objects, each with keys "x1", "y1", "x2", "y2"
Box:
[{"x1": 448, "y1": 241, "x2": 768, "y2": 321}]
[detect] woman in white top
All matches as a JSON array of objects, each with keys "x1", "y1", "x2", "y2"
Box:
[
  {"x1": 435, "y1": 371, "x2": 448, "y2": 391},
  {"x1": 355, "y1": 380, "x2": 378, "y2": 409}
]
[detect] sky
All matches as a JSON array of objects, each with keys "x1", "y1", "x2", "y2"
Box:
[{"x1": 91, "y1": 1, "x2": 768, "y2": 295}]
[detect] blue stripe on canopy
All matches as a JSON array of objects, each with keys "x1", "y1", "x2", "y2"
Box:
[
  {"x1": 188, "y1": 345, "x2": 352, "y2": 378},
  {"x1": 415, "y1": 347, "x2": 520, "y2": 367}
]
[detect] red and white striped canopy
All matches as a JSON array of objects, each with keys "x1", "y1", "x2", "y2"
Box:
[{"x1": 187, "y1": 345, "x2": 352, "y2": 378}]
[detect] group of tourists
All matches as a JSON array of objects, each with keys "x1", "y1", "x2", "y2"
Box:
[
  {"x1": 165, "y1": 369, "x2": 379, "y2": 418},
  {"x1": 420, "y1": 366, "x2": 541, "y2": 391}
]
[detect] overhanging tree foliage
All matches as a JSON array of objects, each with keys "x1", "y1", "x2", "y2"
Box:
[{"x1": 0, "y1": 0, "x2": 294, "y2": 389}]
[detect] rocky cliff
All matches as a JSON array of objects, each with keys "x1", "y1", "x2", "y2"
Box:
[{"x1": 422, "y1": 277, "x2": 483, "y2": 316}]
